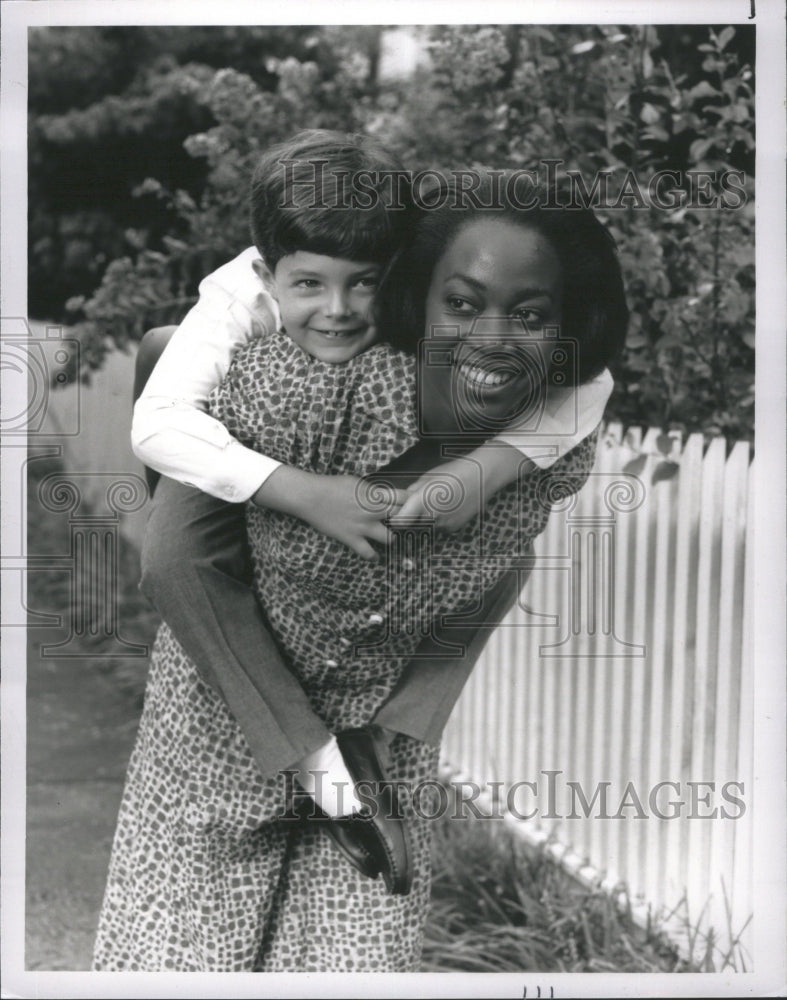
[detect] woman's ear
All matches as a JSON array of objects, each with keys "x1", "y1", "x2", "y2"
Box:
[{"x1": 253, "y1": 258, "x2": 277, "y2": 299}]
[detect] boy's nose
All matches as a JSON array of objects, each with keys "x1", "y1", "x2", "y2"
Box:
[{"x1": 324, "y1": 289, "x2": 352, "y2": 318}]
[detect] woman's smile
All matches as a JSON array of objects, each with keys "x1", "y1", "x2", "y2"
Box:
[{"x1": 456, "y1": 358, "x2": 519, "y2": 389}]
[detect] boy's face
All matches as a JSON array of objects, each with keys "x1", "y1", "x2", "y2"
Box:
[{"x1": 263, "y1": 252, "x2": 381, "y2": 363}]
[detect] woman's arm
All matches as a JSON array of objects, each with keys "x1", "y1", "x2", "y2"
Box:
[{"x1": 390, "y1": 373, "x2": 610, "y2": 532}]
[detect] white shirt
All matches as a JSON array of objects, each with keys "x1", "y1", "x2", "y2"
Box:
[{"x1": 132, "y1": 247, "x2": 614, "y2": 502}]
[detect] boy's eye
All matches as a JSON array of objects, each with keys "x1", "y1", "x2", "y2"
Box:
[{"x1": 295, "y1": 278, "x2": 321, "y2": 288}]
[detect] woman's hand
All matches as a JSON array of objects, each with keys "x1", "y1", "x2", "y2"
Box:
[
  {"x1": 388, "y1": 443, "x2": 536, "y2": 534},
  {"x1": 252, "y1": 466, "x2": 408, "y2": 561}
]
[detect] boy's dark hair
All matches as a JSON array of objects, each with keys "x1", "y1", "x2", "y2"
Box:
[
  {"x1": 379, "y1": 171, "x2": 629, "y2": 378},
  {"x1": 250, "y1": 129, "x2": 412, "y2": 271}
]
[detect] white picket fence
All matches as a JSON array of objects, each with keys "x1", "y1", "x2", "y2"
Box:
[{"x1": 442, "y1": 423, "x2": 753, "y2": 966}]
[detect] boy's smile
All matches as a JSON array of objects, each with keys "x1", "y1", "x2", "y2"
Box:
[{"x1": 263, "y1": 251, "x2": 381, "y2": 363}]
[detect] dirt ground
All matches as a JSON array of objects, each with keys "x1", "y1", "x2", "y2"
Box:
[{"x1": 25, "y1": 654, "x2": 142, "y2": 970}]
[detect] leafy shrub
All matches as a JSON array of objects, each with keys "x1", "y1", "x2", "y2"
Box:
[{"x1": 31, "y1": 24, "x2": 754, "y2": 441}]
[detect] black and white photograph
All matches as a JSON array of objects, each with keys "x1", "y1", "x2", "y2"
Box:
[{"x1": 1, "y1": 1, "x2": 784, "y2": 996}]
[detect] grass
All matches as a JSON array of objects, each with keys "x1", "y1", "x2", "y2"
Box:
[{"x1": 422, "y1": 810, "x2": 696, "y2": 973}]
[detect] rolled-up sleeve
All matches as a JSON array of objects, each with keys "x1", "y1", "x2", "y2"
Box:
[{"x1": 131, "y1": 255, "x2": 282, "y2": 502}]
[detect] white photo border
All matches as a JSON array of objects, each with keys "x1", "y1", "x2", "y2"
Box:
[{"x1": 2, "y1": 1, "x2": 784, "y2": 997}]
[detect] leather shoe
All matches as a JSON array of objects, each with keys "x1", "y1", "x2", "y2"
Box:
[
  {"x1": 285, "y1": 794, "x2": 381, "y2": 881},
  {"x1": 336, "y1": 726, "x2": 413, "y2": 896}
]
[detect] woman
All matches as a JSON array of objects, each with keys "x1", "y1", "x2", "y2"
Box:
[{"x1": 94, "y1": 173, "x2": 627, "y2": 972}]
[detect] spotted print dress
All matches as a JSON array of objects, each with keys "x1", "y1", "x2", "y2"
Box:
[{"x1": 93, "y1": 330, "x2": 596, "y2": 972}]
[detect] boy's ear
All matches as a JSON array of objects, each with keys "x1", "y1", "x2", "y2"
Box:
[{"x1": 253, "y1": 258, "x2": 277, "y2": 298}]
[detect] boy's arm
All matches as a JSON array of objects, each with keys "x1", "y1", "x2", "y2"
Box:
[
  {"x1": 389, "y1": 441, "x2": 534, "y2": 532},
  {"x1": 131, "y1": 251, "x2": 282, "y2": 503},
  {"x1": 251, "y1": 466, "x2": 406, "y2": 562},
  {"x1": 391, "y1": 371, "x2": 612, "y2": 531},
  {"x1": 493, "y1": 368, "x2": 613, "y2": 468}
]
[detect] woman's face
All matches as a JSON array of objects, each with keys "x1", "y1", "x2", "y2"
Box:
[{"x1": 421, "y1": 218, "x2": 565, "y2": 435}]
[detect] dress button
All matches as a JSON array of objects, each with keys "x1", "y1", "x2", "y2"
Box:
[
  {"x1": 367, "y1": 612, "x2": 384, "y2": 626},
  {"x1": 325, "y1": 658, "x2": 339, "y2": 668},
  {"x1": 339, "y1": 637, "x2": 352, "y2": 648},
  {"x1": 401, "y1": 557, "x2": 415, "y2": 571}
]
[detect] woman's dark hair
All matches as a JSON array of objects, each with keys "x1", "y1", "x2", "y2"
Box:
[
  {"x1": 250, "y1": 129, "x2": 413, "y2": 271},
  {"x1": 378, "y1": 170, "x2": 628, "y2": 382}
]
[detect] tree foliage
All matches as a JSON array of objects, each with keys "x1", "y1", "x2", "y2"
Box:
[{"x1": 29, "y1": 24, "x2": 754, "y2": 441}]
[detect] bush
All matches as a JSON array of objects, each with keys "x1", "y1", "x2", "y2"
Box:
[{"x1": 31, "y1": 24, "x2": 754, "y2": 441}]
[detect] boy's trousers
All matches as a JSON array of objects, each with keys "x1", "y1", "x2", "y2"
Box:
[{"x1": 140, "y1": 475, "x2": 533, "y2": 779}]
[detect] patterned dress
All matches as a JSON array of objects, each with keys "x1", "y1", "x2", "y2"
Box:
[{"x1": 93, "y1": 330, "x2": 596, "y2": 972}]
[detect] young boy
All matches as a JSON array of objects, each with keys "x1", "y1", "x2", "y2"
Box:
[{"x1": 131, "y1": 130, "x2": 612, "y2": 820}]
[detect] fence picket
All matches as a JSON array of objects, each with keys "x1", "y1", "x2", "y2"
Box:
[
  {"x1": 686, "y1": 436, "x2": 727, "y2": 927},
  {"x1": 707, "y1": 440, "x2": 750, "y2": 938},
  {"x1": 729, "y1": 457, "x2": 755, "y2": 966},
  {"x1": 664, "y1": 432, "x2": 704, "y2": 906}
]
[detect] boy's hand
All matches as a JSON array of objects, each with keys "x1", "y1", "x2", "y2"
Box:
[
  {"x1": 391, "y1": 459, "x2": 484, "y2": 533},
  {"x1": 252, "y1": 466, "x2": 408, "y2": 561},
  {"x1": 389, "y1": 443, "x2": 536, "y2": 534}
]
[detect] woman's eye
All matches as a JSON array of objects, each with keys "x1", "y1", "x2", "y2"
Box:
[
  {"x1": 446, "y1": 296, "x2": 476, "y2": 313},
  {"x1": 356, "y1": 276, "x2": 378, "y2": 289},
  {"x1": 513, "y1": 307, "x2": 542, "y2": 325}
]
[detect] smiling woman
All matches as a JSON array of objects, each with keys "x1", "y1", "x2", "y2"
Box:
[{"x1": 424, "y1": 218, "x2": 564, "y2": 431}]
